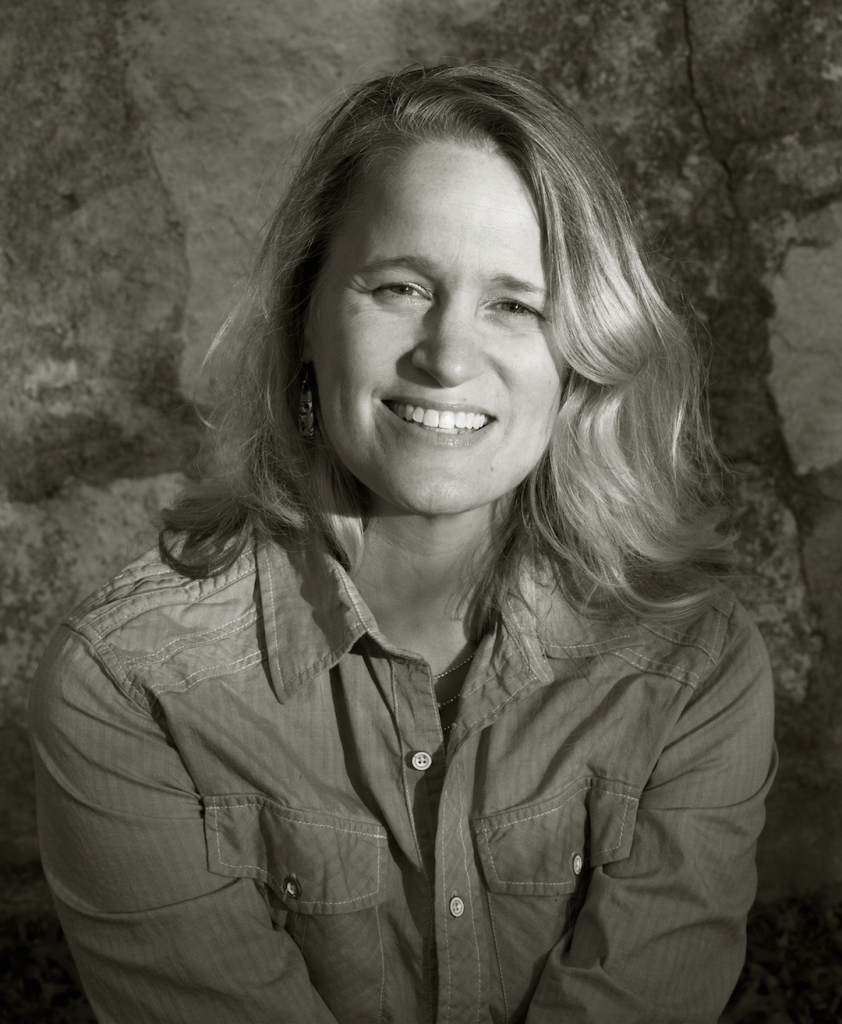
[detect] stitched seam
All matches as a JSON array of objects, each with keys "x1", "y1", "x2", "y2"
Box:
[
  {"x1": 264, "y1": 554, "x2": 284, "y2": 687},
  {"x1": 213, "y1": 801, "x2": 387, "y2": 839},
  {"x1": 337, "y1": 571, "x2": 369, "y2": 627},
  {"x1": 642, "y1": 622, "x2": 716, "y2": 661},
  {"x1": 283, "y1": 622, "x2": 361, "y2": 689},
  {"x1": 543, "y1": 633, "x2": 633, "y2": 652},
  {"x1": 85, "y1": 565, "x2": 256, "y2": 632},
  {"x1": 710, "y1": 607, "x2": 725, "y2": 668},
  {"x1": 481, "y1": 786, "x2": 637, "y2": 830},
  {"x1": 82, "y1": 623, "x2": 149, "y2": 707},
  {"x1": 595, "y1": 792, "x2": 633, "y2": 855},
  {"x1": 123, "y1": 610, "x2": 257, "y2": 666},
  {"x1": 456, "y1": 770, "x2": 482, "y2": 1024},
  {"x1": 107, "y1": 565, "x2": 174, "y2": 586},
  {"x1": 620, "y1": 648, "x2": 701, "y2": 680},
  {"x1": 375, "y1": 903, "x2": 386, "y2": 1024},
  {"x1": 458, "y1": 676, "x2": 532, "y2": 741},
  {"x1": 479, "y1": 788, "x2": 638, "y2": 885},
  {"x1": 389, "y1": 662, "x2": 435, "y2": 1021},
  {"x1": 460, "y1": 669, "x2": 496, "y2": 701},
  {"x1": 486, "y1": 891, "x2": 508, "y2": 1022},
  {"x1": 146, "y1": 651, "x2": 264, "y2": 696},
  {"x1": 441, "y1": 784, "x2": 452, "y2": 1024},
  {"x1": 614, "y1": 648, "x2": 701, "y2": 684},
  {"x1": 502, "y1": 599, "x2": 536, "y2": 676},
  {"x1": 211, "y1": 807, "x2": 383, "y2": 907}
]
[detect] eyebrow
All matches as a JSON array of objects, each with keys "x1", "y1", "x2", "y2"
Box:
[{"x1": 358, "y1": 255, "x2": 546, "y2": 297}]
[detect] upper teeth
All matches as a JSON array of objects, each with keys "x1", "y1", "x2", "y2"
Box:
[{"x1": 394, "y1": 403, "x2": 488, "y2": 431}]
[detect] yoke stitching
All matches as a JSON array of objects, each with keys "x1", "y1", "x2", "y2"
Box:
[
  {"x1": 147, "y1": 651, "x2": 264, "y2": 696},
  {"x1": 614, "y1": 648, "x2": 702, "y2": 683},
  {"x1": 84, "y1": 565, "x2": 256, "y2": 631},
  {"x1": 543, "y1": 633, "x2": 633, "y2": 652},
  {"x1": 123, "y1": 610, "x2": 257, "y2": 666},
  {"x1": 642, "y1": 623, "x2": 717, "y2": 661}
]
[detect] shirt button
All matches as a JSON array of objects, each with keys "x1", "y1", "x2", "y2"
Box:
[
  {"x1": 411, "y1": 751, "x2": 433, "y2": 771},
  {"x1": 572, "y1": 853, "x2": 583, "y2": 876},
  {"x1": 283, "y1": 876, "x2": 301, "y2": 899},
  {"x1": 449, "y1": 895, "x2": 465, "y2": 918}
]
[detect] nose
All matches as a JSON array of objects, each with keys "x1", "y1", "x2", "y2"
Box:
[{"x1": 411, "y1": 300, "x2": 484, "y2": 388}]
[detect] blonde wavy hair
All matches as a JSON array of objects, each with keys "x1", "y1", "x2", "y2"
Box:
[{"x1": 160, "y1": 63, "x2": 733, "y2": 632}]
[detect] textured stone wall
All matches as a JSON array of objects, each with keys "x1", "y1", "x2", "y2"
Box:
[{"x1": 1, "y1": 0, "x2": 840, "y2": 920}]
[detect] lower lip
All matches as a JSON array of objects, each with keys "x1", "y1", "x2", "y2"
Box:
[{"x1": 382, "y1": 403, "x2": 492, "y2": 447}]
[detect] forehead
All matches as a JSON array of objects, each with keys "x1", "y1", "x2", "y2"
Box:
[{"x1": 325, "y1": 140, "x2": 545, "y2": 278}]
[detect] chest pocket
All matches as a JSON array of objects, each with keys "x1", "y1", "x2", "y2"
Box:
[
  {"x1": 203, "y1": 793, "x2": 389, "y2": 914},
  {"x1": 471, "y1": 775, "x2": 640, "y2": 895}
]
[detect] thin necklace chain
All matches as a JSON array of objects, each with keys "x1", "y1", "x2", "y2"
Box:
[
  {"x1": 433, "y1": 651, "x2": 475, "y2": 681},
  {"x1": 435, "y1": 651, "x2": 476, "y2": 709}
]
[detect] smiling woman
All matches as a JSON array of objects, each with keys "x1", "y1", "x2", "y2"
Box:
[
  {"x1": 29, "y1": 64, "x2": 775, "y2": 1024},
  {"x1": 305, "y1": 141, "x2": 561, "y2": 526}
]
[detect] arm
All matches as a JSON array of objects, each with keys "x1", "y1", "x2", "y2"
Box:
[
  {"x1": 526, "y1": 603, "x2": 777, "y2": 1024},
  {"x1": 29, "y1": 627, "x2": 340, "y2": 1024}
]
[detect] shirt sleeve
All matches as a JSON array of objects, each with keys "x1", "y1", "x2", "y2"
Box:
[
  {"x1": 28, "y1": 626, "x2": 340, "y2": 1024},
  {"x1": 524, "y1": 601, "x2": 778, "y2": 1024}
]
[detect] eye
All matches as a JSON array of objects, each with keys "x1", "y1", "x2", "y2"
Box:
[
  {"x1": 375, "y1": 282, "x2": 429, "y2": 302},
  {"x1": 494, "y1": 298, "x2": 543, "y2": 319}
]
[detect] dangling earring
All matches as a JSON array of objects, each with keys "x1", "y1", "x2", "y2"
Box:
[{"x1": 298, "y1": 365, "x2": 315, "y2": 439}]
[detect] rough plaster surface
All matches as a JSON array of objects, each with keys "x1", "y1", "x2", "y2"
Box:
[
  {"x1": 732, "y1": 467, "x2": 820, "y2": 705},
  {"x1": 0, "y1": 0, "x2": 197, "y2": 502},
  {"x1": 1, "y1": 0, "x2": 841, "y2": 909},
  {"x1": 767, "y1": 203, "x2": 842, "y2": 474}
]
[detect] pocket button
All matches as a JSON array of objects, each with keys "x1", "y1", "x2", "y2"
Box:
[
  {"x1": 283, "y1": 876, "x2": 302, "y2": 899},
  {"x1": 411, "y1": 751, "x2": 433, "y2": 771},
  {"x1": 571, "y1": 853, "x2": 583, "y2": 876}
]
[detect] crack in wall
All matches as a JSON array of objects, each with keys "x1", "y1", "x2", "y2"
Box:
[{"x1": 680, "y1": 0, "x2": 736, "y2": 202}]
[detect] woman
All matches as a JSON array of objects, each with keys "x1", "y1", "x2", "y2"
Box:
[{"x1": 30, "y1": 64, "x2": 775, "y2": 1023}]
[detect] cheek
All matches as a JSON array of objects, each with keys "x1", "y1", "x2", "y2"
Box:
[{"x1": 515, "y1": 358, "x2": 564, "y2": 433}]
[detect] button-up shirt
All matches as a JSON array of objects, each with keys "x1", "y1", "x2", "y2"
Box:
[{"x1": 29, "y1": 535, "x2": 776, "y2": 1024}]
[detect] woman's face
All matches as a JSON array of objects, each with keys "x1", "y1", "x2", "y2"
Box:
[{"x1": 304, "y1": 140, "x2": 564, "y2": 525}]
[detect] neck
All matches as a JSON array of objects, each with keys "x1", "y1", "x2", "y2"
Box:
[{"x1": 352, "y1": 507, "x2": 494, "y2": 673}]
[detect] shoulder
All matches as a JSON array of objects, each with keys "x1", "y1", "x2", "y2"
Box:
[
  {"x1": 37, "y1": 542, "x2": 271, "y2": 710},
  {"x1": 543, "y1": 587, "x2": 768, "y2": 693},
  {"x1": 68, "y1": 543, "x2": 260, "y2": 647}
]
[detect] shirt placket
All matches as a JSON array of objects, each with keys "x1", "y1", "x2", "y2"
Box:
[
  {"x1": 434, "y1": 752, "x2": 487, "y2": 1024},
  {"x1": 375, "y1": 642, "x2": 499, "y2": 1023},
  {"x1": 387, "y1": 657, "x2": 450, "y2": 1020}
]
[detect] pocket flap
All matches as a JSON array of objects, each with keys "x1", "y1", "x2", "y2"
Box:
[
  {"x1": 472, "y1": 777, "x2": 639, "y2": 896},
  {"x1": 203, "y1": 794, "x2": 389, "y2": 914}
]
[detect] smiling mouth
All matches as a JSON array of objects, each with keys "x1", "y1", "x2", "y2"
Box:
[{"x1": 386, "y1": 401, "x2": 490, "y2": 433}]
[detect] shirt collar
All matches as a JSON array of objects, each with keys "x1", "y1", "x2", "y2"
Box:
[
  {"x1": 257, "y1": 534, "x2": 372, "y2": 703},
  {"x1": 256, "y1": 535, "x2": 636, "y2": 705}
]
